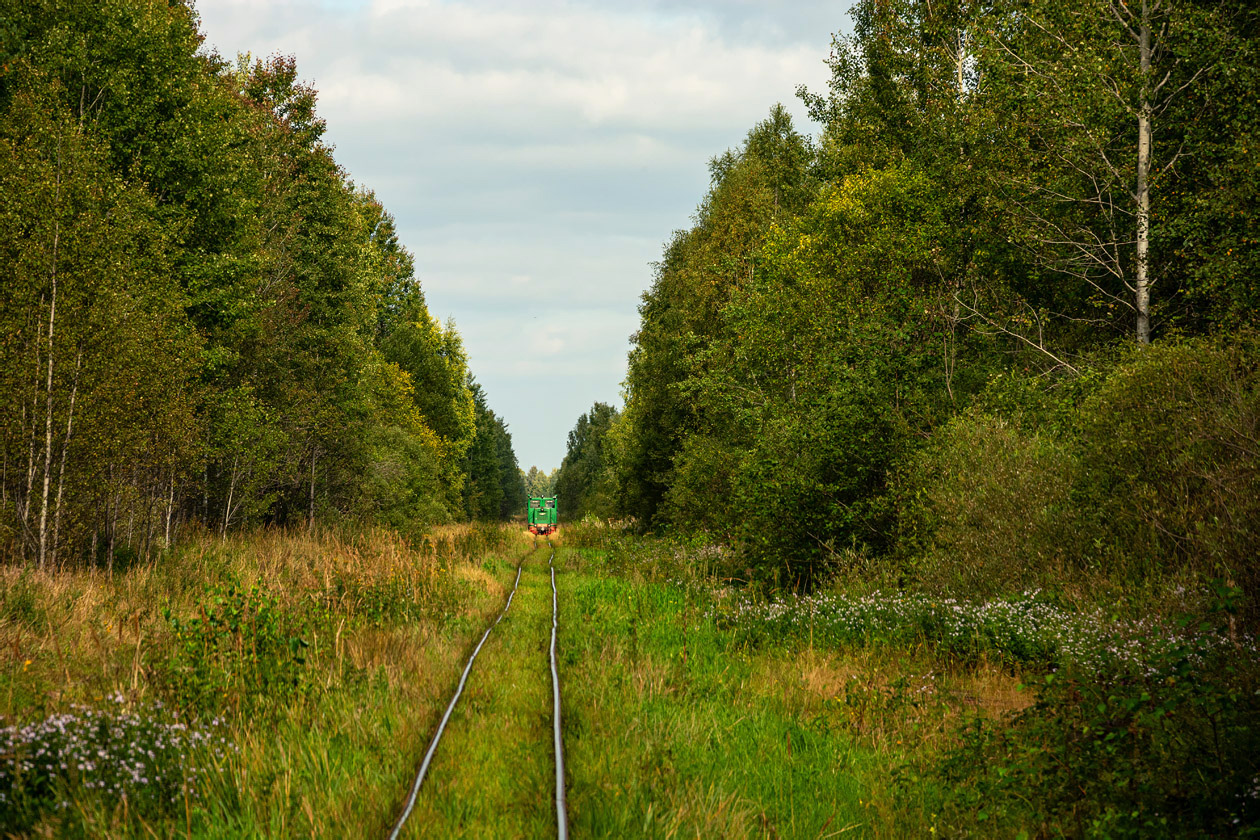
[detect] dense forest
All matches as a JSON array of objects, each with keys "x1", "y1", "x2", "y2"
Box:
[
  {"x1": 555, "y1": 0, "x2": 1260, "y2": 601},
  {"x1": 0, "y1": 0, "x2": 525, "y2": 569}
]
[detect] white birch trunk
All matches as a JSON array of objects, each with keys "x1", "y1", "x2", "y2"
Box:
[
  {"x1": 37, "y1": 149, "x2": 62, "y2": 571},
  {"x1": 1134, "y1": 0, "x2": 1153, "y2": 345},
  {"x1": 222, "y1": 453, "x2": 240, "y2": 537},
  {"x1": 50, "y1": 350, "x2": 81, "y2": 568},
  {"x1": 165, "y1": 474, "x2": 176, "y2": 547}
]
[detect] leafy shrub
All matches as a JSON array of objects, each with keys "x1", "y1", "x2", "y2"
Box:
[
  {"x1": 932, "y1": 646, "x2": 1260, "y2": 838},
  {"x1": 660, "y1": 434, "x2": 740, "y2": 536},
  {"x1": 896, "y1": 412, "x2": 1080, "y2": 595},
  {"x1": 0, "y1": 694, "x2": 232, "y2": 831},
  {"x1": 162, "y1": 586, "x2": 308, "y2": 716},
  {"x1": 896, "y1": 336, "x2": 1260, "y2": 610},
  {"x1": 324, "y1": 567, "x2": 471, "y2": 626},
  {"x1": 731, "y1": 370, "x2": 905, "y2": 589},
  {"x1": 1075, "y1": 336, "x2": 1260, "y2": 607}
]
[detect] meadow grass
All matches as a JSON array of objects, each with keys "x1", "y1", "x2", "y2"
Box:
[
  {"x1": 557, "y1": 526, "x2": 1259, "y2": 838},
  {"x1": 4, "y1": 523, "x2": 1254, "y2": 837},
  {"x1": 0, "y1": 524, "x2": 532, "y2": 837},
  {"x1": 553, "y1": 544, "x2": 1037, "y2": 838}
]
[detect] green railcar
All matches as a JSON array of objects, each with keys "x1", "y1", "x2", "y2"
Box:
[{"x1": 527, "y1": 496, "x2": 558, "y2": 535}]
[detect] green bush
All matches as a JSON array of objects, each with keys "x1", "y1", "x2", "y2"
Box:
[
  {"x1": 897, "y1": 412, "x2": 1081, "y2": 595},
  {"x1": 162, "y1": 586, "x2": 309, "y2": 717},
  {"x1": 1076, "y1": 336, "x2": 1260, "y2": 604},
  {"x1": 660, "y1": 434, "x2": 740, "y2": 536},
  {"x1": 897, "y1": 335, "x2": 1260, "y2": 610},
  {"x1": 931, "y1": 643, "x2": 1260, "y2": 838}
]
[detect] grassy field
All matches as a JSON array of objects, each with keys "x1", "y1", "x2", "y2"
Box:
[
  {"x1": 553, "y1": 538, "x2": 1032, "y2": 839},
  {"x1": 2, "y1": 525, "x2": 1256, "y2": 837},
  {"x1": 0, "y1": 525, "x2": 531, "y2": 837}
]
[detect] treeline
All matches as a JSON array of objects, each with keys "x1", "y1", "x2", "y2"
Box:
[
  {"x1": 556, "y1": 0, "x2": 1259, "y2": 600},
  {"x1": 523, "y1": 465, "x2": 558, "y2": 499},
  {"x1": 0, "y1": 0, "x2": 522, "y2": 569}
]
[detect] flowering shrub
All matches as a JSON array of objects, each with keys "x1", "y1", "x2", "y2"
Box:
[
  {"x1": 0, "y1": 694, "x2": 233, "y2": 829},
  {"x1": 712, "y1": 588, "x2": 1253, "y2": 675}
]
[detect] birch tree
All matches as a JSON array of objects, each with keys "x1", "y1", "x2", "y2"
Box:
[
  {"x1": 0, "y1": 75, "x2": 198, "y2": 566},
  {"x1": 979, "y1": 0, "x2": 1221, "y2": 344}
]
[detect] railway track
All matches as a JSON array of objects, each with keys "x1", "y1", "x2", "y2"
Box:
[{"x1": 387, "y1": 543, "x2": 569, "y2": 838}]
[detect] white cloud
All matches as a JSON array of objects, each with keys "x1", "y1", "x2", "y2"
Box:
[{"x1": 193, "y1": 0, "x2": 846, "y2": 468}]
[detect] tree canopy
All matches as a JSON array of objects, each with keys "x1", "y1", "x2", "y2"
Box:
[{"x1": 0, "y1": 0, "x2": 523, "y2": 566}]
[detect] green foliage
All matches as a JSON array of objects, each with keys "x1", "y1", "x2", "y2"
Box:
[
  {"x1": 523, "y1": 465, "x2": 557, "y2": 499},
  {"x1": 0, "y1": 0, "x2": 521, "y2": 562},
  {"x1": 677, "y1": 161, "x2": 972, "y2": 584},
  {"x1": 896, "y1": 413, "x2": 1080, "y2": 595},
  {"x1": 553, "y1": 402, "x2": 620, "y2": 521},
  {"x1": 1075, "y1": 336, "x2": 1260, "y2": 598},
  {"x1": 0, "y1": 67, "x2": 199, "y2": 565},
  {"x1": 932, "y1": 645, "x2": 1260, "y2": 838},
  {"x1": 897, "y1": 337, "x2": 1260, "y2": 607},
  {"x1": 618, "y1": 106, "x2": 816, "y2": 525},
  {"x1": 162, "y1": 586, "x2": 309, "y2": 716},
  {"x1": 460, "y1": 381, "x2": 522, "y2": 521}
]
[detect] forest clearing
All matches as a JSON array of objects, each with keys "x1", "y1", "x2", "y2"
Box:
[{"x1": 3, "y1": 0, "x2": 1259, "y2": 836}]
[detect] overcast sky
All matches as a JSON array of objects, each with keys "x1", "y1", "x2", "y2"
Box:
[{"x1": 193, "y1": 0, "x2": 849, "y2": 470}]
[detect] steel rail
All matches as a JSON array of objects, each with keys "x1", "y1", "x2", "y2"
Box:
[
  {"x1": 386, "y1": 560, "x2": 525, "y2": 840},
  {"x1": 548, "y1": 544, "x2": 569, "y2": 839}
]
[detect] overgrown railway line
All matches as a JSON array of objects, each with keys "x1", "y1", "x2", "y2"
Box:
[{"x1": 387, "y1": 543, "x2": 568, "y2": 838}]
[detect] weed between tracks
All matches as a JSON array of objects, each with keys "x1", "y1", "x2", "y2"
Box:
[{"x1": 392, "y1": 546, "x2": 559, "y2": 838}]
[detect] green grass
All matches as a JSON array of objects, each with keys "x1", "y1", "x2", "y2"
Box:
[
  {"x1": 558, "y1": 555, "x2": 874, "y2": 838},
  {"x1": 396, "y1": 545, "x2": 559, "y2": 838},
  {"x1": 17, "y1": 526, "x2": 1240, "y2": 838}
]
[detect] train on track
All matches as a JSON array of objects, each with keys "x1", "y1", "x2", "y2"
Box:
[{"x1": 527, "y1": 496, "x2": 558, "y2": 536}]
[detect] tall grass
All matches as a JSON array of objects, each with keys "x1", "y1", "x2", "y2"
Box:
[{"x1": 0, "y1": 522, "x2": 532, "y2": 836}]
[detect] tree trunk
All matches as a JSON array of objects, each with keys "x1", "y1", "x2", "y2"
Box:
[
  {"x1": 165, "y1": 473, "x2": 176, "y2": 547},
  {"x1": 308, "y1": 448, "x2": 317, "y2": 530},
  {"x1": 37, "y1": 148, "x2": 62, "y2": 571},
  {"x1": 50, "y1": 349, "x2": 82, "y2": 569},
  {"x1": 222, "y1": 454, "x2": 239, "y2": 537},
  {"x1": 1135, "y1": 0, "x2": 1153, "y2": 345},
  {"x1": 108, "y1": 481, "x2": 117, "y2": 576}
]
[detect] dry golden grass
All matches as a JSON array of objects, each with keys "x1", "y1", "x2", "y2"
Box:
[
  {"x1": 0, "y1": 523, "x2": 530, "y2": 717},
  {"x1": 750, "y1": 647, "x2": 1032, "y2": 758},
  {"x1": 2, "y1": 523, "x2": 537, "y2": 836}
]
